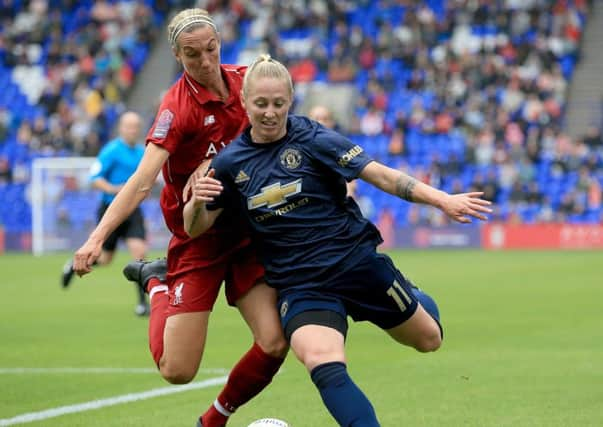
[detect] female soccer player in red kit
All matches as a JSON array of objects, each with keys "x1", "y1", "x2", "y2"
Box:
[{"x1": 72, "y1": 9, "x2": 287, "y2": 427}]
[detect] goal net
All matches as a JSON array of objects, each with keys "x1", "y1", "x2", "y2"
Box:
[{"x1": 31, "y1": 157, "x2": 170, "y2": 255}]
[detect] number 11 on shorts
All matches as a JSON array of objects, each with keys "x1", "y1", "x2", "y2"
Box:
[{"x1": 387, "y1": 279, "x2": 412, "y2": 312}]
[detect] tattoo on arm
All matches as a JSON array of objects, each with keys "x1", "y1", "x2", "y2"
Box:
[
  {"x1": 187, "y1": 206, "x2": 203, "y2": 235},
  {"x1": 395, "y1": 175, "x2": 417, "y2": 202}
]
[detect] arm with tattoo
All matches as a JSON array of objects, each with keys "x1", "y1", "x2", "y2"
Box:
[
  {"x1": 182, "y1": 169, "x2": 224, "y2": 238},
  {"x1": 359, "y1": 162, "x2": 446, "y2": 208},
  {"x1": 358, "y1": 160, "x2": 492, "y2": 223},
  {"x1": 187, "y1": 205, "x2": 204, "y2": 236},
  {"x1": 395, "y1": 174, "x2": 417, "y2": 202}
]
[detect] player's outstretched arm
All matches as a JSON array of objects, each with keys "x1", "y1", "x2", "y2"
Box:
[
  {"x1": 73, "y1": 144, "x2": 169, "y2": 276},
  {"x1": 358, "y1": 161, "x2": 492, "y2": 223},
  {"x1": 183, "y1": 169, "x2": 224, "y2": 238}
]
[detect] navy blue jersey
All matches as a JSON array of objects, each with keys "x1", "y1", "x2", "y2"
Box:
[{"x1": 209, "y1": 115, "x2": 383, "y2": 290}]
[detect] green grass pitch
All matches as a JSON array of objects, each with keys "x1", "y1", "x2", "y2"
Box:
[{"x1": 1, "y1": 250, "x2": 601, "y2": 426}]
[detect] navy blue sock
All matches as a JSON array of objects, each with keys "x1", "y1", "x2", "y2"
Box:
[
  {"x1": 411, "y1": 287, "x2": 443, "y2": 338},
  {"x1": 310, "y1": 362, "x2": 380, "y2": 427}
]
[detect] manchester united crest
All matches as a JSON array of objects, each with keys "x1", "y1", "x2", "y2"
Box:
[
  {"x1": 280, "y1": 300, "x2": 288, "y2": 317},
  {"x1": 280, "y1": 148, "x2": 302, "y2": 169}
]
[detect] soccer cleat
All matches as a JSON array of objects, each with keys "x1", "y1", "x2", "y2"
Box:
[
  {"x1": 61, "y1": 259, "x2": 75, "y2": 288},
  {"x1": 122, "y1": 258, "x2": 167, "y2": 293}
]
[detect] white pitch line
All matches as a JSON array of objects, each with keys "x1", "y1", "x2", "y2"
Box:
[
  {"x1": 0, "y1": 368, "x2": 157, "y2": 374},
  {"x1": 0, "y1": 367, "x2": 229, "y2": 375},
  {"x1": 0, "y1": 375, "x2": 228, "y2": 426}
]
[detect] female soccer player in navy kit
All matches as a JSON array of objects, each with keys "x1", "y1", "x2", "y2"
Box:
[
  {"x1": 184, "y1": 55, "x2": 492, "y2": 426},
  {"x1": 72, "y1": 10, "x2": 287, "y2": 427}
]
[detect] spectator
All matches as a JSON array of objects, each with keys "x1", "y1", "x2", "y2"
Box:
[
  {"x1": 0, "y1": 155, "x2": 12, "y2": 184},
  {"x1": 388, "y1": 127, "x2": 405, "y2": 156},
  {"x1": 360, "y1": 106, "x2": 385, "y2": 136},
  {"x1": 308, "y1": 104, "x2": 337, "y2": 130},
  {"x1": 582, "y1": 125, "x2": 602, "y2": 150}
]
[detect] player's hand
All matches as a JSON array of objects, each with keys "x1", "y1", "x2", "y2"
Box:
[
  {"x1": 440, "y1": 192, "x2": 492, "y2": 224},
  {"x1": 72, "y1": 239, "x2": 103, "y2": 276},
  {"x1": 191, "y1": 168, "x2": 223, "y2": 203},
  {"x1": 183, "y1": 160, "x2": 212, "y2": 202}
]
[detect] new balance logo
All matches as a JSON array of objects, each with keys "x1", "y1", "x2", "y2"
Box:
[
  {"x1": 235, "y1": 170, "x2": 250, "y2": 184},
  {"x1": 204, "y1": 115, "x2": 215, "y2": 126}
]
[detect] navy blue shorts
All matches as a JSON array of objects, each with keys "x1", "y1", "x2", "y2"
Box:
[{"x1": 277, "y1": 252, "x2": 419, "y2": 337}]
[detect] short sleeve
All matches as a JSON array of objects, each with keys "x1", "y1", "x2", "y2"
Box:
[
  {"x1": 146, "y1": 99, "x2": 184, "y2": 155},
  {"x1": 310, "y1": 128, "x2": 373, "y2": 181},
  {"x1": 205, "y1": 154, "x2": 235, "y2": 211},
  {"x1": 89, "y1": 146, "x2": 114, "y2": 182}
]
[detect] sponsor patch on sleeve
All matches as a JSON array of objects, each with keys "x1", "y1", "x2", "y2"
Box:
[
  {"x1": 152, "y1": 109, "x2": 174, "y2": 139},
  {"x1": 337, "y1": 145, "x2": 364, "y2": 167}
]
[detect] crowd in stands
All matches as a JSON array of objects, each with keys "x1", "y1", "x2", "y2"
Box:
[
  {"x1": 0, "y1": 0, "x2": 172, "y2": 233},
  {"x1": 205, "y1": 0, "x2": 602, "y2": 226},
  {"x1": 0, "y1": 0, "x2": 601, "y2": 242}
]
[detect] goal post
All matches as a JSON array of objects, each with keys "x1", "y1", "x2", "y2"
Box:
[{"x1": 31, "y1": 157, "x2": 170, "y2": 256}]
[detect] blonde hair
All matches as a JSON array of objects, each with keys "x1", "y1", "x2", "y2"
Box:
[
  {"x1": 242, "y1": 54, "x2": 294, "y2": 98},
  {"x1": 167, "y1": 8, "x2": 217, "y2": 49}
]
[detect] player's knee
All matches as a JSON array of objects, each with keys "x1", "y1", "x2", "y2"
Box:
[
  {"x1": 414, "y1": 328, "x2": 442, "y2": 353},
  {"x1": 159, "y1": 362, "x2": 197, "y2": 384},
  {"x1": 256, "y1": 333, "x2": 289, "y2": 359},
  {"x1": 299, "y1": 348, "x2": 344, "y2": 371},
  {"x1": 161, "y1": 369, "x2": 195, "y2": 384}
]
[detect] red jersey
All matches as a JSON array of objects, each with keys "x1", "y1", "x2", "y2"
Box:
[{"x1": 147, "y1": 65, "x2": 250, "y2": 261}]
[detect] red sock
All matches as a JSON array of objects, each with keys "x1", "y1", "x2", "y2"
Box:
[
  {"x1": 200, "y1": 343, "x2": 284, "y2": 427},
  {"x1": 147, "y1": 278, "x2": 169, "y2": 367}
]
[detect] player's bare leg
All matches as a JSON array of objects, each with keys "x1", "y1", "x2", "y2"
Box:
[
  {"x1": 290, "y1": 325, "x2": 380, "y2": 427},
  {"x1": 124, "y1": 260, "x2": 287, "y2": 426},
  {"x1": 123, "y1": 255, "x2": 208, "y2": 381},
  {"x1": 198, "y1": 283, "x2": 287, "y2": 427},
  {"x1": 237, "y1": 283, "x2": 288, "y2": 358},
  {"x1": 386, "y1": 304, "x2": 442, "y2": 352},
  {"x1": 160, "y1": 312, "x2": 211, "y2": 383}
]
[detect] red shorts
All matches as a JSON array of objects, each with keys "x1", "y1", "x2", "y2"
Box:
[{"x1": 165, "y1": 234, "x2": 264, "y2": 315}]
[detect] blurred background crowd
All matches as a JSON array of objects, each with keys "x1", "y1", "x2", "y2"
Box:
[{"x1": 0, "y1": 0, "x2": 601, "y2": 241}]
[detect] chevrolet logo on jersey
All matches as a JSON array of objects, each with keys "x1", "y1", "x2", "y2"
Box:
[{"x1": 248, "y1": 179, "x2": 302, "y2": 210}]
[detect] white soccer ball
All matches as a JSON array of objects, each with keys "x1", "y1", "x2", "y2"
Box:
[{"x1": 247, "y1": 418, "x2": 290, "y2": 427}]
